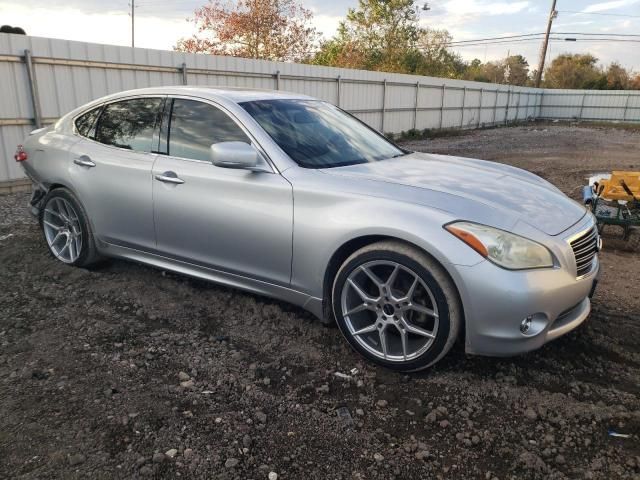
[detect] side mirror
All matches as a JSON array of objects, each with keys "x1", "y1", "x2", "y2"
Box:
[{"x1": 210, "y1": 141, "x2": 260, "y2": 170}]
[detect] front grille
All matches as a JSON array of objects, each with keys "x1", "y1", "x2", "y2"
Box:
[{"x1": 570, "y1": 226, "x2": 598, "y2": 277}]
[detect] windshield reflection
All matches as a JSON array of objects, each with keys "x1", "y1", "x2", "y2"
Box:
[{"x1": 240, "y1": 99, "x2": 403, "y2": 169}]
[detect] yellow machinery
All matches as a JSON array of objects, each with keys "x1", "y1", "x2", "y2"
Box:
[
  {"x1": 584, "y1": 171, "x2": 639, "y2": 250},
  {"x1": 595, "y1": 171, "x2": 640, "y2": 201}
]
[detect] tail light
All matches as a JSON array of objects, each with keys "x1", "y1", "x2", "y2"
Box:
[{"x1": 14, "y1": 145, "x2": 28, "y2": 162}]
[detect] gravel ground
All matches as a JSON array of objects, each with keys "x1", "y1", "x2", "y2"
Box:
[{"x1": 1, "y1": 124, "x2": 639, "y2": 479}]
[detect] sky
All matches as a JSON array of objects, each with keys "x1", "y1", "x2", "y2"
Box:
[{"x1": 1, "y1": 0, "x2": 639, "y2": 71}]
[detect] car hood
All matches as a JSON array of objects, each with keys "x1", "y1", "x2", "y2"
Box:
[{"x1": 320, "y1": 152, "x2": 586, "y2": 236}]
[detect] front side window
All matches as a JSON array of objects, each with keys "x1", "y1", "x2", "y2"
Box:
[
  {"x1": 75, "y1": 107, "x2": 101, "y2": 138},
  {"x1": 240, "y1": 99, "x2": 404, "y2": 168},
  {"x1": 168, "y1": 99, "x2": 249, "y2": 161},
  {"x1": 95, "y1": 98, "x2": 162, "y2": 152}
]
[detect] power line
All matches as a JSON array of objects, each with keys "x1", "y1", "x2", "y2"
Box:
[
  {"x1": 558, "y1": 10, "x2": 640, "y2": 18},
  {"x1": 448, "y1": 31, "x2": 640, "y2": 46},
  {"x1": 450, "y1": 37, "x2": 640, "y2": 48}
]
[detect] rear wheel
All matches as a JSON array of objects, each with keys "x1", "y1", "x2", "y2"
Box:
[
  {"x1": 332, "y1": 241, "x2": 461, "y2": 372},
  {"x1": 40, "y1": 188, "x2": 102, "y2": 267}
]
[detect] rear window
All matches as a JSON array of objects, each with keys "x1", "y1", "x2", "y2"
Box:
[
  {"x1": 74, "y1": 107, "x2": 101, "y2": 138},
  {"x1": 95, "y1": 98, "x2": 163, "y2": 152}
]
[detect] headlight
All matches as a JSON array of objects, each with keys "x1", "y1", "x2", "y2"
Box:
[{"x1": 445, "y1": 221, "x2": 554, "y2": 270}]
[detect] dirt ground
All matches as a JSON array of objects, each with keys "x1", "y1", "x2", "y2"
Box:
[{"x1": 1, "y1": 124, "x2": 639, "y2": 480}]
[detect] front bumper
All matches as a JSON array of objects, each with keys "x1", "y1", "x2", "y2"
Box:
[{"x1": 449, "y1": 246, "x2": 599, "y2": 357}]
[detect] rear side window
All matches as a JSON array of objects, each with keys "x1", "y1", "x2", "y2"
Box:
[
  {"x1": 75, "y1": 107, "x2": 101, "y2": 138},
  {"x1": 168, "y1": 99, "x2": 249, "y2": 161},
  {"x1": 95, "y1": 98, "x2": 162, "y2": 152}
]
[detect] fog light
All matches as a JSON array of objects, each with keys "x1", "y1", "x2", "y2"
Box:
[{"x1": 520, "y1": 316, "x2": 533, "y2": 334}]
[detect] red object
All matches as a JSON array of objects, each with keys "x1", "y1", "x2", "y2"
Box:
[{"x1": 14, "y1": 145, "x2": 27, "y2": 162}]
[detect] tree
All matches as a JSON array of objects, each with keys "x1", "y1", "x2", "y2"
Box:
[
  {"x1": 543, "y1": 54, "x2": 603, "y2": 89},
  {"x1": 463, "y1": 55, "x2": 530, "y2": 86},
  {"x1": 175, "y1": 0, "x2": 319, "y2": 62},
  {"x1": 313, "y1": 0, "x2": 465, "y2": 78},
  {"x1": 605, "y1": 62, "x2": 630, "y2": 90}
]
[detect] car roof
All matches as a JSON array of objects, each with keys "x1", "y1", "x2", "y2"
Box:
[{"x1": 104, "y1": 86, "x2": 315, "y2": 104}]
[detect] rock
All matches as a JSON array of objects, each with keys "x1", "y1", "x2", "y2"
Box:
[
  {"x1": 471, "y1": 435, "x2": 481, "y2": 445},
  {"x1": 178, "y1": 371, "x2": 190, "y2": 381},
  {"x1": 316, "y1": 384, "x2": 330, "y2": 394},
  {"x1": 180, "y1": 379, "x2": 195, "y2": 389},
  {"x1": 68, "y1": 453, "x2": 86, "y2": 466},
  {"x1": 165, "y1": 448, "x2": 178, "y2": 458},
  {"x1": 524, "y1": 408, "x2": 538, "y2": 421},
  {"x1": 415, "y1": 451, "x2": 429, "y2": 460},
  {"x1": 439, "y1": 420, "x2": 450, "y2": 428},
  {"x1": 225, "y1": 457, "x2": 240, "y2": 468},
  {"x1": 256, "y1": 411, "x2": 267, "y2": 424},
  {"x1": 425, "y1": 411, "x2": 437, "y2": 423},
  {"x1": 555, "y1": 454, "x2": 566, "y2": 465},
  {"x1": 243, "y1": 435, "x2": 252, "y2": 448},
  {"x1": 183, "y1": 448, "x2": 194, "y2": 459},
  {"x1": 355, "y1": 408, "x2": 365, "y2": 416},
  {"x1": 268, "y1": 472, "x2": 278, "y2": 480},
  {"x1": 518, "y1": 452, "x2": 548, "y2": 473},
  {"x1": 152, "y1": 452, "x2": 166, "y2": 463},
  {"x1": 376, "y1": 400, "x2": 388, "y2": 408},
  {"x1": 263, "y1": 377, "x2": 271, "y2": 386},
  {"x1": 374, "y1": 453, "x2": 384, "y2": 462},
  {"x1": 139, "y1": 466, "x2": 153, "y2": 476}
]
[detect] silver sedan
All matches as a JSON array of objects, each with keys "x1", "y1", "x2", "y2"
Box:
[{"x1": 16, "y1": 87, "x2": 600, "y2": 371}]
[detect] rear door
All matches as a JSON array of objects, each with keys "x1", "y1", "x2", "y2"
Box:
[
  {"x1": 68, "y1": 96, "x2": 164, "y2": 250},
  {"x1": 152, "y1": 97, "x2": 293, "y2": 286}
]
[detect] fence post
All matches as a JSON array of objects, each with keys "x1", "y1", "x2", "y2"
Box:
[
  {"x1": 478, "y1": 88, "x2": 483, "y2": 128},
  {"x1": 504, "y1": 88, "x2": 511, "y2": 125},
  {"x1": 413, "y1": 81, "x2": 419, "y2": 131},
  {"x1": 622, "y1": 93, "x2": 631, "y2": 121},
  {"x1": 515, "y1": 91, "x2": 521, "y2": 122},
  {"x1": 381, "y1": 79, "x2": 387, "y2": 133},
  {"x1": 439, "y1": 84, "x2": 446, "y2": 129},
  {"x1": 538, "y1": 90, "x2": 544, "y2": 119},
  {"x1": 492, "y1": 89, "x2": 499, "y2": 125},
  {"x1": 336, "y1": 75, "x2": 341, "y2": 107},
  {"x1": 179, "y1": 62, "x2": 188, "y2": 85},
  {"x1": 275, "y1": 70, "x2": 280, "y2": 90},
  {"x1": 24, "y1": 49, "x2": 43, "y2": 129},
  {"x1": 460, "y1": 86, "x2": 467, "y2": 128},
  {"x1": 579, "y1": 92, "x2": 586, "y2": 120}
]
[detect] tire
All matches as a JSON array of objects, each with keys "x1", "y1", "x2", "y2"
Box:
[
  {"x1": 332, "y1": 240, "x2": 462, "y2": 372},
  {"x1": 39, "y1": 187, "x2": 102, "y2": 268}
]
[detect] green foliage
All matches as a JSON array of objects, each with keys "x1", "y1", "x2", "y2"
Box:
[
  {"x1": 542, "y1": 54, "x2": 633, "y2": 90},
  {"x1": 312, "y1": 0, "x2": 465, "y2": 78}
]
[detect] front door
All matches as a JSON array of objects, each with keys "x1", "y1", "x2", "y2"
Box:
[{"x1": 152, "y1": 98, "x2": 293, "y2": 286}]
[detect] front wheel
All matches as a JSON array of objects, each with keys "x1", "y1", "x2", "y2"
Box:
[{"x1": 332, "y1": 241, "x2": 462, "y2": 372}]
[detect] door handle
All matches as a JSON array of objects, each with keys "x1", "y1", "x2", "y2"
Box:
[
  {"x1": 74, "y1": 155, "x2": 96, "y2": 168},
  {"x1": 155, "y1": 172, "x2": 185, "y2": 185}
]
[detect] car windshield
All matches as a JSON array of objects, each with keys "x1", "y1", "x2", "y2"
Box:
[{"x1": 239, "y1": 99, "x2": 404, "y2": 168}]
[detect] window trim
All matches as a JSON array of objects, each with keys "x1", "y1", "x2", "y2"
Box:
[
  {"x1": 159, "y1": 94, "x2": 277, "y2": 174},
  {"x1": 73, "y1": 105, "x2": 103, "y2": 139},
  {"x1": 71, "y1": 94, "x2": 167, "y2": 156}
]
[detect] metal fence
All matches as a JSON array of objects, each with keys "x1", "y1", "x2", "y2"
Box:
[{"x1": 0, "y1": 33, "x2": 638, "y2": 185}]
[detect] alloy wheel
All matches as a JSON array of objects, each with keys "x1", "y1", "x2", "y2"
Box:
[
  {"x1": 340, "y1": 260, "x2": 439, "y2": 362},
  {"x1": 43, "y1": 197, "x2": 83, "y2": 264}
]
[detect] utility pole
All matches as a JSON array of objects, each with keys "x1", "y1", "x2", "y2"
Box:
[
  {"x1": 535, "y1": 0, "x2": 557, "y2": 87},
  {"x1": 131, "y1": 0, "x2": 135, "y2": 48}
]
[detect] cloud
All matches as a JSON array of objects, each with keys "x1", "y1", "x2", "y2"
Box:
[
  {"x1": 583, "y1": 0, "x2": 640, "y2": 13},
  {"x1": 442, "y1": 0, "x2": 530, "y2": 15},
  {"x1": 0, "y1": 2, "x2": 194, "y2": 50}
]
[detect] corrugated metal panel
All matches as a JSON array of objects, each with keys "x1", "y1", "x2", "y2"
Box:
[{"x1": 1, "y1": 33, "x2": 638, "y2": 183}]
